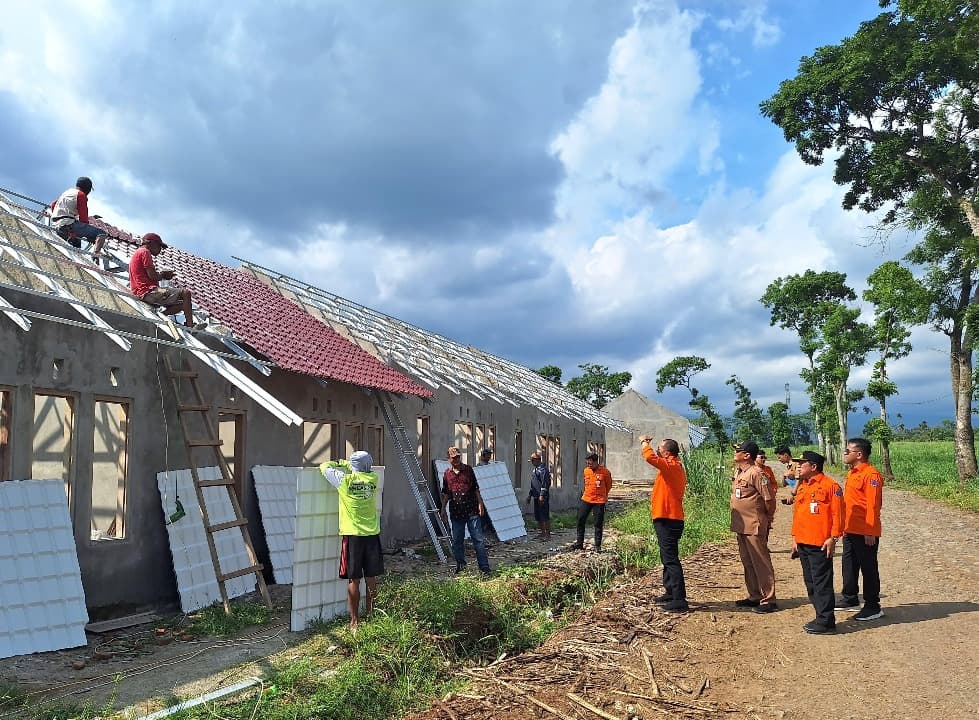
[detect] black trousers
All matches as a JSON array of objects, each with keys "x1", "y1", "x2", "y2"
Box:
[
  {"x1": 841, "y1": 533, "x2": 881, "y2": 608},
  {"x1": 798, "y1": 543, "x2": 835, "y2": 626},
  {"x1": 576, "y1": 501, "x2": 606, "y2": 549},
  {"x1": 653, "y1": 518, "x2": 686, "y2": 603}
]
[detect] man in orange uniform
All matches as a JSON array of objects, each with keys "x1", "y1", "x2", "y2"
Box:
[
  {"x1": 572, "y1": 453, "x2": 613, "y2": 552},
  {"x1": 639, "y1": 435, "x2": 688, "y2": 612},
  {"x1": 730, "y1": 441, "x2": 778, "y2": 613},
  {"x1": 791, "y1": 450, "x2": 843, "y2": 634},
  {"x1": 835, "y1": 437, "x2": 885, "y2": 620},
  {"x1": 755, "y1": 450, "x2": 779, "y2": 499}
]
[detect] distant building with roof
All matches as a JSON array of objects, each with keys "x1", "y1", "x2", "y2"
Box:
[{"x1": 602, "y1": 389, "x2": 690, "y2": 482}]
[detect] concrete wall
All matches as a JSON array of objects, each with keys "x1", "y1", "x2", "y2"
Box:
[
  {"x1": 603, "y1": 390, "x2": 689, "y2": 482},
  {"x1": 1, "y1": 287, "x2": 605, "y2": 615}
]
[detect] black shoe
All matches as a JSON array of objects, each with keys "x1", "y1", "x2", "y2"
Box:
[
  {"x1": 803, "y1": 620, "x2": 835, "y2": 634},
  {"x1": 663, "y1": 601, "x2": 690, "y2": 612},
  {"x1": 734, "y1": 598, "x2": 760, "y2": 607},
  {"x1": 834, "y1": 597, "x2": 860, "y2": 611},
  {"x1": 853, "y1": 605, "x2": 884, "y2": 621},
  {"x1": 568, "y1": 543, "x2": 584, "y2": 551},
  {"x1": 454, "y1": 564, "x2": 466, "y2": 574},
  {"x1": 753, "y1": 602, "x2": 778, "y2": 614},
  {"x1": 654, "y1": 593, "x2": 673, "y2": 604}
]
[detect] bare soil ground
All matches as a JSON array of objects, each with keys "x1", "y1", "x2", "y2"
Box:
[{"x1": 3, "y1": 480, "x2": 978, "y2": 719}]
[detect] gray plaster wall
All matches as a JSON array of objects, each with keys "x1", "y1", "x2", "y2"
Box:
[
  {"x1": 603, "y1": 390, "x2": 689, "y2": 482},
  {"x1": 1, "y1": 287, "x2": 606, "y2": 615}
]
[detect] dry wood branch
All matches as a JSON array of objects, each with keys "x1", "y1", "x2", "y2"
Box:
[
  {"x1": 693, "y1": 676, "x2": 708, "y2": 699},
  {"x1": 435, "y1": 698, "x2": 458, "y2": 720},
  {"x1": 567, "y1": 692, "x2": 622, "y2": 720},
  {"x1": 641, "y1": 648, "x2": 661, "y2": 696}
]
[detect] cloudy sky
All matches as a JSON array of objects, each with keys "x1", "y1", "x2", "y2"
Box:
[{"x1": 0, "y1": 0, "x2": 954, "y2": 429}]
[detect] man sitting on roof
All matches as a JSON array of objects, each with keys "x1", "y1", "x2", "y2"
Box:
[
  {"x1": 49, "y1": 177, "x2": 108, "y2": 258},
  {"x1": 128, "y1": 233, "x2": 196, "y2": 328}
]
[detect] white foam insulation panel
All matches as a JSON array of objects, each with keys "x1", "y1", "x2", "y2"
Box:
[
  {"x1": 434, "y1": 460, "x2": 527, "y2": 541},
  {"x1": 0, "y1": 479, "x2": 89, "y2": 658}
]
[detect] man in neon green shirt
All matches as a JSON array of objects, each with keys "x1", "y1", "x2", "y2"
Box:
[{"x1": 320, "y1": 450, "x2": 382, "y2": 630}]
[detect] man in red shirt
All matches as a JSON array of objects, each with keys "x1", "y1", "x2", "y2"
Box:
[
  {"x1": 572, "y1": 452, "x2": 612, "y2": 553},
  {"x1": 128, "y1": 233, "x2": 195, "y2": 327},
  {"x1": 835, "y1": 437, "x2": 885, "y2": 621},
  {"x1": 640, "y1": 435, "x2": 688, "y2": 612}
]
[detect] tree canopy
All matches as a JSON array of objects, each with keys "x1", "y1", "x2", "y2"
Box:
[{"x1": 564, "y1": 364, "x2": 631, "y2": 410}]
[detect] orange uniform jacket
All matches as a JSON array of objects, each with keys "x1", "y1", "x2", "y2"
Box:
[
  {"x1": 791, "y1": 472, "x2": 843, "y2": 546},
  {"x1": 760, "y1": 465, "x2": 778, "y2": 497},
  {"x1": 581, "y1": 465, "x2": 613, "y2": 504},
  {"x1": 643, "y1": 446, "x2": 686, "y2": 521},
  {"x1": 843, "y1": 463, "x2": 884, "y2": 536}
]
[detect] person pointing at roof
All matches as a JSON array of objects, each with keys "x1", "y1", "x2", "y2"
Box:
[{"x1": 128, "y1": 232, "x2": 196, "y2": 328}]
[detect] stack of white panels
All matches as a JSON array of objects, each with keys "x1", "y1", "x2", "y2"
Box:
[
  {"x1": 252, "y1": 467, "x2": 299, "y2": 585},
  {"x1": 434, "y1": 461, "x2": 527, "y2": 541},
  {"x1": 157, "y1": 468, "x2": 254, "y2": 612},
  {"x1": 0, "y1": 480, "x2": 89, "y2": 658}
]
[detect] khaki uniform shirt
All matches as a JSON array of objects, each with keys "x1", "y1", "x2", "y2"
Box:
[{"x1": 730, "y1": 464, "x2": 774, "y2": 536}]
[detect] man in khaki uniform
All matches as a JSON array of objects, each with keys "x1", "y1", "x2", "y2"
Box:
[{"x1": 730, "y1": 440, "x2": 778, "y2": 613}]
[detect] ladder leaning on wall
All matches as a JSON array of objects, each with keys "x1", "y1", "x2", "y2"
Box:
[
  {"x1": 376, "y1": 390, "x2": 451, "y2": 563},
  {"x1": 164, "y1": 353, "x2": 272, "y2": 613}
]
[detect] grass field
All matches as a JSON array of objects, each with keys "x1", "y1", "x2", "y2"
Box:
[{"x1": 884, "y1": 441, "x2": 979, "y2": 512}]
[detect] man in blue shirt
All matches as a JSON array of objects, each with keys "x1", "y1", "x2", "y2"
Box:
[{"x1": 526, "y1": 451, "x2": 552, "y2": 540}]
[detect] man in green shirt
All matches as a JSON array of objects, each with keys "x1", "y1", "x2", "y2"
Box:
[{"x1": 320, "y1": 450, "x2": 383, "y2": 630}]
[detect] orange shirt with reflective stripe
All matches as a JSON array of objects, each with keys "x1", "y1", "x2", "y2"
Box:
[
  {"x1": 843, "y1": 462, "x2": 884, "y2": 536},
  {"x1": 643, "y1": 446, "x2": 686, "y2": 521},
  {"x1": 581, "y1": 465, "x2": 613, "y2": 504},
  {"x1": 790, "y1": 472, "x2": 843, "y2": 546},
  {"x1": 759, "y1": 464, "x2": 778, "y2": 497}
]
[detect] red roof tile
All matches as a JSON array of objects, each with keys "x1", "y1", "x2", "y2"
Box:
[{"x1": 94, "y1": 221, "x2": 432, "y2": 398}]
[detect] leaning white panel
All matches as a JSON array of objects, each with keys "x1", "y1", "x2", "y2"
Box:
[
  {"x1": 253, "y1": 466, "x2": 385, "y2": 589},
  {"x1": 0, "y1": 479, "x2": 89, "y2": 659},
  {"x1": 291, "y1": 468, "x2": 346, "y2": 631},
  {"x1": 252, "y1": 466, "x2": 300, "y2": 585},
  {"x1": 157, "y1": 468, "x2": 254, "y2": 612},
  {"x1": 434, "y1": 461, "x2": 526, "y2": 541}
]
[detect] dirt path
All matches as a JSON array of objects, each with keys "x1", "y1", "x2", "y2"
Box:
[
  {"x1": 411, "y1": 481, "x2": 979, "y2": 720},
  {"x1": 698, "y1": 482, "x2": 979, "y2": 719}
]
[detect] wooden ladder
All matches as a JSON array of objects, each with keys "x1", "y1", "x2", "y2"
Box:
[{"x1": 164, "y1": 353, "x2": 272, "y2": 613}]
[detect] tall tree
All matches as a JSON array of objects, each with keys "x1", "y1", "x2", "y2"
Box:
[
  {"x1": 535, "y1": 365, "x2": 563, "y2": 385},
  {"x1": 760, "y1": 271, "x2": 856, "y2": 454},
  {"x1": 761, "y1": 0, "x2": 979, "y2": 480},
  {"x1": 862, "y1": 261, "x2": 931, "y2": 478},
  {"x1": 768, "y1": 401, "x2": 791, "y2": 450},
  {"x1": 565, "y1": 364, "x2": 631, "y2": 409},
  {"x1": 726, "y1": 375, "x2": 767, "y2": 443},
  {"x1": 818, "y1": 306, "x2": 875, "y2": 455},
  {"x1": 656, "y1": 356, "x2": 729, "y2": 447}
]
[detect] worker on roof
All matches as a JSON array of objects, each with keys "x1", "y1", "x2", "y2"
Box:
[
  {"x1": 128, "y1": 233, "x2": 196, "y2": 328},
  {"x1": 48, "y1": 176, "x2": 108, "y2": 258}
]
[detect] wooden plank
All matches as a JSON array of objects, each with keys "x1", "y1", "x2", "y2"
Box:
[{"x1": 85, "y1": 611, "x2": 159, "y2": 634}]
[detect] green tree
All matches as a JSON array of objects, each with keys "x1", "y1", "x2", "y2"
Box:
[
  {"x1": 818, "y1": 305, "x2": 875, "y2": 456},
  {"x1": 761, "y1": 0, "x2": 979, "y2": 480},
  {"x1": 655, "y1": 356, "x2": 729, "y2": 448},
  {"x1": 768, "y1": 401, "x2": 791, "y2": 450},
  {"x1": 535, "y1": 365, "x2": 563, "y2": 385},
  {"x1": 564, "y1": 363, "x2": 631, "y2": 409},
  {"x1": 726, "y1": 375, "x2": 767, "y2": 444},
  {"x1": 863, "y1": 261, "x2": 931, "y2": 477},
  {"x1": 760, "y1": 271, "x2": 856, "y2": 454}
]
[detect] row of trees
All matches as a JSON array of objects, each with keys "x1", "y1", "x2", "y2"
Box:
[
  {"x1": 536, "y1": 363, "x2": 632, "y2": 410},
  {"x1": 755, "y1": 0, "x2": 979, "y2": 485}
]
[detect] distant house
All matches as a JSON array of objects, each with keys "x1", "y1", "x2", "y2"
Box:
[{"x1": 602, "y1": 389, "x2": 690, "y2": 482}]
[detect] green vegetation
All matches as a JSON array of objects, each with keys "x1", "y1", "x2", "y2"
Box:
[
  {"x1": 185, "y1": 601, "x2": 272, "y2": 637},
  {"x1": 121, "y1": 445, "x2": 730, "y2": 720},
  {"x1": 885, "y1": 441, "x2": 979, "y2": 512}
]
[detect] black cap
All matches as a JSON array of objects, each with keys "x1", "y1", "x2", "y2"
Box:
[
  {"x1": 733, "y1": 440, "x2": 759, "y2": 456},
  {"x1": 800, "y1": 450, "x2": 825, "y2": 469}
]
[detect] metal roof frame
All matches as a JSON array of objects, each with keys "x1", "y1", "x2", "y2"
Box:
[{"x1": 237, "y1": 258, "x2": 628, "y2": 431}]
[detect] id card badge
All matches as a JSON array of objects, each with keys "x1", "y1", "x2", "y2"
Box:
[
  {"x1": 595, "y1": 479, "x2": 602, "y2": 488},
  {"x1": 809, "y1": 501, "x2": 819, "y2": 514},
  {"x1": 735, "y1": 488, "x2": 742, "y2": 499}
]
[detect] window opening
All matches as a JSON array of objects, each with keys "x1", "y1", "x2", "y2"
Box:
[
  {"x1": 32, "y1": 393, "x2": 74, "y2": 503},
  {"x1": 218, "y1": 411, "x2": 246, "y2": 499},
  {"x1": 91, "y1": 400, "x2": 128, "y2": 540},
  {"x1": 303, "y1": 421, "x2": 339, "y2": 465}
]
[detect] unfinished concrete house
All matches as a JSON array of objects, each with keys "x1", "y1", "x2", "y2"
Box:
[
  {"x1": 1, "y1": 186, "x2": 625, "y2": 631},
  {"x1": 602, "y1": 389, "x2": 690, "y2": 482},
  {"x1": 238, "y1": 260, "x2": 628, "y2": 513}
]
